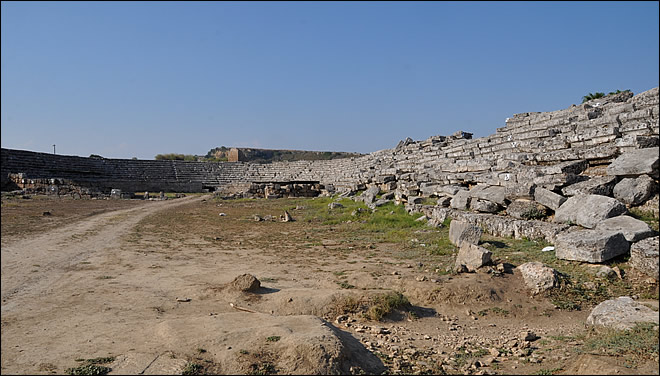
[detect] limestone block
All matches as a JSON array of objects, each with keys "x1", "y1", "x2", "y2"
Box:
[
  {"x1": 606, "y1": 147, "x2": 659, "y2": 178},
  {"x1": 455, "y1": 243, "x2": 492, "y2": 272},
  {"x1": 450, "y1": 190, "x2": 472, "y2": 210},
  {"x1": 516, "y1": 262, "x2": 558, "y2": 294},
  {"x1": 596, "y1": 216, "x2": 655, "y2": 242},
  {"x1": 613, "y1": 175, "x2": 657, "y2": 206},
  {"x1": 449, "y1": 220, "x2": 483, "y2": 247},
  {"x1": 469, "y1": 184, "x2": 507, "y2": 205},
  {"x1": 534, "y1": 187, "x2": 567, "y2": 211},
  {"x1": 470, "y1": 199, "x2": 500, "y2": 213},
  {"x1": 555, "y1": 229, "x2": 629, "y2": 263},
  {"x1": 628, "y1": 236, "x2": 659, "y2": 280},
  {"x1": 506, "y1": 199, "x2": 548, "y2": 220},
  {"x1": 561, "y1": 176, "x2": 617, "y2": 197},
  {"x1": 587, "y1": 297, "x2": 659, "y2": 330},
  {"x1": 554, "y1": 195, "x2": 627, "y2": 229}
]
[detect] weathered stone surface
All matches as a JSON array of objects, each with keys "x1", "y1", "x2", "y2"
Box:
[
  {"x1": 586, "y1": 297, "x2": 659, "y2": 330},
  {"x1": 629, "y1": 236, "x2": 659, "y2": 280},
  {"x1": 534, "y1": 187, "x2": 566, "y2": 211},
  {"x1": 470, "y1": 199, "x2": 499, "y2": 213},
  {"x1": 606, "y1": 147, "x2": 659, "y2": 178},
  {"x1": 613, "y1": 175, "x2": 657, "y2": 206},
  {"x1": 449, "y1": 210, "x2": 570, "y2": 243},
  {"x1": 561, "y1": 176, "x2": 617, "y2": 197},
  {"x1": 455, "y1": 243, "x2": 492, "y2": 272},
  {"x1": 555, "y1": 229, "x2": 630, "y2": 263},
  {"x1": 516, "y1": 262, "x2": 558, "y2": 294},
  {"x1": 362, "y1": 186, "x2": 381, "y2": 205},
  {"x1": 469, "y1": 184, "x2": 507, "y2": 205},
  {"x1": 554, "y1": 195, "x2": 627, "y2": 229},
  {"x1": 506, "y1": 199, "x2": 548, "y2": 220},
  {"x1": 449, "y1": 220, "x2": 483, "y2": 247},
  {"x1": 450, "y1": 190, "x2": 472, "y2": 210},
  {"x1": 595, "y1": 215, "x2": 655, "y2": 242}
]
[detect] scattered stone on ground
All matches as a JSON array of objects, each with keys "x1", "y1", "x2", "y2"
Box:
[{"x1": 586, "y1": 296, "x2": 660, "y2": 330}]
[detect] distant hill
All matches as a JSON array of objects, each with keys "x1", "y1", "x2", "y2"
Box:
[{"x1": 206, "y1": 146, "x2": 363, "y2": 163}]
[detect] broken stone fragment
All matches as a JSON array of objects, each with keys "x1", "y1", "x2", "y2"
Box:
[
  {"x1": 533, "y1": 187, "x2": 566, "y2": 211},
  {"x1": 516, "y1": 262, "x2": 558, "y2": 294},
  {"x1": 228, "y1": 274, "x2": 261, "y2": 292},
  {"x1": 454, "y1": 243, "x2": 492, "y2": 272}
]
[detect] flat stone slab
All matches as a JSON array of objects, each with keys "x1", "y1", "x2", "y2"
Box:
[
  {"x1": 606, "y1": 147, "x2": 659, "y2": 178},
  {"x1": 534, "y1": 187, "x2": 566, "y2": 211},
  {"x1": 554, "y1": 194, "x2": 627, "y2": 229},
  {"x1": 516, "y1": 262, "x2": 558, "y2": 294},
  {"x1": 586, "y1": 296, "x2": 659, "y2": 330},
  {"x1": 506, "y1": 199, "x2": 548, "y2": 220},
  {"x1": 595, "y1": 215, "x2": 655, "y2": 242},
  {"x1": 469, "y1": 184, "x2": 507, "y2": 205},
  {"x1": 470, "y1": 199, "x2": 499, "y2": 213},
  {"x1": 561, "y1": 176, "x2": 616, "y2": 197},
  {"x1": 449, "y1": 220, "x2": 483, "y2": 247},
  {"x1": 555, "y1": 229, "x2": 630, "y2": 263},
  {"x1": 629, "y1": 236, "x2": 659, "y2": 280}
]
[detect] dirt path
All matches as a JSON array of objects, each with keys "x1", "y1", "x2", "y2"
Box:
[{"x1": 1, "y1": 195, "x2": 207, "y2": 307}]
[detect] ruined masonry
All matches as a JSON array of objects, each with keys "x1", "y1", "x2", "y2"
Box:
[{"x1": 2, "y1": 88, "x2": 659, "y2": 265}]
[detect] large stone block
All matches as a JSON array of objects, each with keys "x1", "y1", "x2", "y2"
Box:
[
  {"x1": 554, "y1": 194, "x2": 627, "y2": 228},
  {"x1": 587, "y1": 296, "x2": 659, "y2": 330},
  {"x1": 629, "y1": 236, "x2": 659, "y2": 280},
  {"x1": 606, "y1": 147, "x2": 659, "y2": 178},
  {"x1": 534, "y1": 187, "x2": 566, "y2": 211},
  {"x1": 561, "y1": 176, "x2": 617, "y2": 197},
  {"x1": 469, "y1": 184, "x2": 507, "y2": 205},
  {"x1": 555, "y1": 229, "x2": 630, "y2": 263},
  {"x1": 613, "y1": 175, "x2": 657, "y2": 206},
  {"x1": 455, "y1": 243, "x2": 492, "y2": 272},
  {"x1": 449, "y1": 220, "x2": 483, "y2": 247},
  {"x1": 470, "y1": 199, "x2": 500, "y2": 213},
  {"x1": 450, "y1": 190, "x2": 472, "y2": 210},
  {"x1": 595, "y1": 216, "x2": 655, "y2": 242}
]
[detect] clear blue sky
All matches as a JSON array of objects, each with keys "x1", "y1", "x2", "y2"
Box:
[{"x1": 2, "y1": 1, "x2": 658, "y2": 159}]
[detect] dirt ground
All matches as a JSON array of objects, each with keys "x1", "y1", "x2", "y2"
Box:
[{"x1": 1, "y1": 194, "x2": 658, "y2": 375}]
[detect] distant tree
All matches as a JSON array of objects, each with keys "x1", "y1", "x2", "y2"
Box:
[
  {"x1": 131, "y1": 157, "x2": 138, "y2": 160},
  {"x1": 582, "y1": 92, "x2": 606, "y2": 103},
  {"x1": 89, "y1": 154, "x2": 104, "y2": 159}
]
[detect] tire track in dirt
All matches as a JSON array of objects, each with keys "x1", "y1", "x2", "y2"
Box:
[{"x1": 0, "y1": 195, "x2": 208, "y2": 310}]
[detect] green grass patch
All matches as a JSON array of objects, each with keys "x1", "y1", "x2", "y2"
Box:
[
  {"x1": 266, "y1": 336, "x2": 281, "y2": 342},
  {"x1": 181, "y1": 362, "x2": 203, "y2": 375},
  {"x1": 579, "y1": 323, "x2": 659, "y2": 363},
  {"x1": 66, "y1": 357, "x2": 115, "y2": 375},
  {"x1": 365, "y1": 291, "x2": 410, "y2": 321},
  {"x1": 629, "y1": 208, "x2": 659, "y2": 232}
]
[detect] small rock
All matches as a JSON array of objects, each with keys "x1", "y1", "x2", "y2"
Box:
[{"x1": 219, "y1": 213, "x2": 226, "y2": 216}]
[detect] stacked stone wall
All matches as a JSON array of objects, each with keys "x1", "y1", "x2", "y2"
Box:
[{"x1": 2, "y1": 88, "x2": 658, "y2": 195}]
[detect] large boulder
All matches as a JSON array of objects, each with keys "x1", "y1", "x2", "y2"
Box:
[
  {"x1": 534, "y1": 187, "x2": 567, "y2": 211},
  {"x1": 586, "y1": 297, "x2": 659, "y2": 330},
  {"x1": 554, "y1": 194, "x2": 627, "y2": 229},
  {"x1": 595, "y1": 216, "x2": 655, "y2": 242},
  {"x1": 613, "y1": 175, "x2": 657, "y2": 206},
  {"x1": 449, "y1": 220, "x2": 483, "y2": 247},
  {"x1": 629, "y1": 236, "x2": 659, "y2": 280},
  {"x1": 606, "y1": 147, "x2": 659, "y2": 179},
  {"x1": 561, "y1": 176, "x2": 617, "y2": 197},
  {"x1": 455, "y1": 243, "x2": 492, "y2": 272},
  {"x1": 554, "y1": 229, "x2": 630, "y2": 263},
  {"x1": 516, "y1": 262, "x2": 558, "y2": 295}
]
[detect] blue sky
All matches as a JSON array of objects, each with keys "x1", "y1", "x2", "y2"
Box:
[{"x1": 1, "y1": 1, "x2": 658, "y2": 159}]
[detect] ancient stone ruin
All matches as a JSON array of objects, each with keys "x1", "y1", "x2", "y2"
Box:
[{"x1": 2, "y1": 87, "x2": 658, "y2": 270}]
